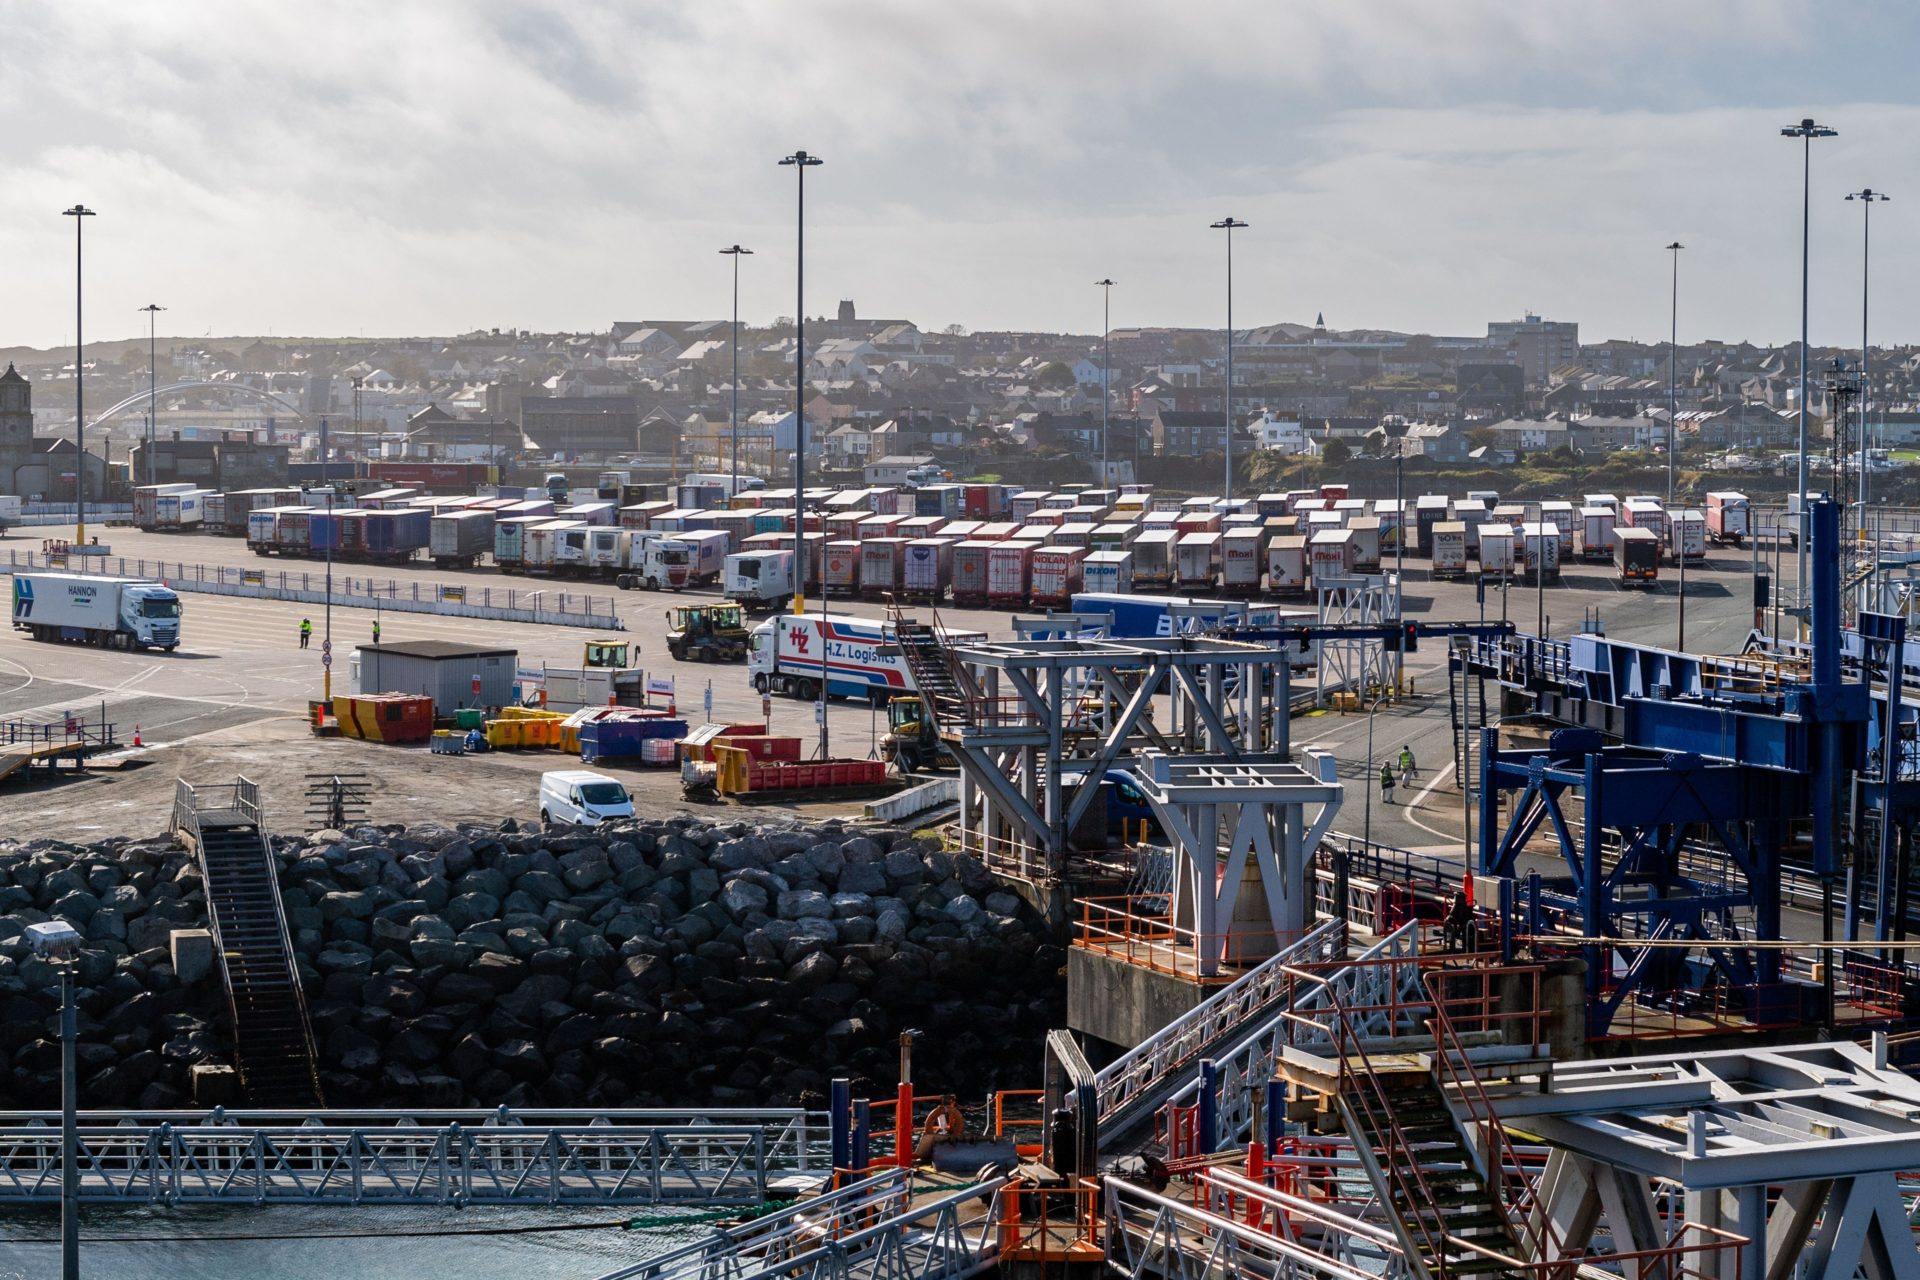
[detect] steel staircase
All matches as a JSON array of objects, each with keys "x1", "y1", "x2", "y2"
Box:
[
  {"x1": 888, "y1": 607, "x2": 981, "y2": 729},
  {"x1": 1340, "y1": 1068, "x2": 1522, "y2": 1278},
  {"x1": 174, "y1": 778, "x2": 324, "y2": 1107}
]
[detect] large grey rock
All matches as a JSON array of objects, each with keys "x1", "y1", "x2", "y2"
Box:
[
  {"x1": 836, "y1": 861, "x2": 888, "y2": 895},
  {"x1": 721, "y1": 881, "x2": 769, "y2": 918},
  {"x1": 777, "y1": 890, "x2": 832, "y2": 920}
]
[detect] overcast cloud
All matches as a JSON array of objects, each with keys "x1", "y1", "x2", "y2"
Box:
[{"x1": 2, "y1": 0, "x2": 1917, "y2": 349}]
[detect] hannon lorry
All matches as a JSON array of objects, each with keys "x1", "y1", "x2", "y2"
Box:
[{"x1": 12, "y1": 573, "x2": 182, "y2": 650}]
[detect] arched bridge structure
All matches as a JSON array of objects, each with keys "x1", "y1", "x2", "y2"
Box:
[{"x1": 92, "y1": 381, "x2": 314, "y2": 428}]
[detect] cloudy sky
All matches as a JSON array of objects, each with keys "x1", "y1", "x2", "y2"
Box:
[{"x1": 3, "y1": 1, "x2": 1918, "y2": 350}]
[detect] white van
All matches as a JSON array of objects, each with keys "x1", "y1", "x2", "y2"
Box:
[{"x1": 538, "y1": 770, "x2": 635, "y2": 826}]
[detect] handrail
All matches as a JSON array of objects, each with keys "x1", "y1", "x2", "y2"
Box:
[
  {"x1": 1282, "y1": 964, "x2": 1457, "y2": 1277},
  {"x1": 1420, "y1": 964, "x2": 1563, "y2": 1276}
]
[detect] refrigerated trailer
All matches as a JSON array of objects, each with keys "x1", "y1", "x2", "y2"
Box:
[
  {"x1": 1578, "y1": 507, "x2": 1616, "y2": 561},
  {"x1": 1030, "y1": 545, "x2": 1088, "y2": 607},
  {"x1": 1131, "y1": 529, "x2": 1178, "y2": 591},
  {"x1": 1519, "y1": 522, "x2": 1561, "y2": 582},
  {"x1": 747, "y1": 612, "x2": 983, "y2": 703},
  {"x1": 1706, "y1": 492, "x2": 1749, "y2": 545},
  {"x1": 1220, "y1": 528, "x2": 1264, "y2": 595},
  {"x1": 950, "y1": 541, "x2": 996, "y2": 606},
  {"x1": 1430, "y1": 523, "x2": 1468, "y2": 578},
  {"x1": 1669, "y1": 510, "x2": 1707, "y2": 565},
  {"x1": 12, "y1": 573, "x2": 182, "y2": 650},
  {"x1": 1175, "y1": 532, "x2": 1221, "y2": 592},
  {"x1": 1266, "y1": 535, "x2": 1309, "y2": 595},
  {"x1": 1614, "y1": 527, "x2": 1660, "y2": 587}
]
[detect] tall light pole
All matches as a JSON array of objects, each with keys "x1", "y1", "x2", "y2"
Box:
[
  {"x1": 63, "y1": 205, "x2": 95, "y2": 547},
  {"x1": 721, "y1": 245, "x2": 753, "y2": 496},
  {"x1": 780, "y1": 150, "x2": 822, "y2": 622},
  {"x1": 1210, "y1": 217, "x2": 1248, "y2": 503},
  {"x1": 1665, "y1": 243, "x2": 1682, "y2": 505},
  {"x1": 1096, "y1": 278, "x2": 1115, "y2": 485},
  {"x1": 1846, "y1": 188, "x2": 1888, "y2": 535},
  {"x1": 139, "y1": 303, "x2": 165, "y2": 488},
  {"x1": 780, "y1": 149, "x2": 826, "y2": 764},
  {"x1": 351, "y1": 375, "x2": 364, "y2": 466},
  {"x1": 1782, "y1": 118, "x2": 1836, "y2": 611}
]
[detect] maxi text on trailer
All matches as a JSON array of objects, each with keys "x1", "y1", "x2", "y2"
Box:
[
  {"x1": 1613, "y1": 526, "x2": 1660, "y2": 587},
  {"x1": 1308, "y1": 528, "x2": 1355, "y2": 585},
  {"x1": 1578, "y1": 507, "x2": 1616, "y2": 560},
  {"x1": 1220, "y1": 527, "x2": 1264, "y2": 595},
  {"x1": 1430, "y1": 521, "x2": 1468, "y2": 577},
  {"x1": 12, "y1": 573, "x2": 182, "y2": 650},
  {"x1": 859, "y1": 538, "x2": 910, "y2": 599},
  {"x1": 1668, "y1": 509, "x2": 1707, "y2": 565},
  {"x1": 1706, "y1": 492, "x2": 1750, "y2": 545},
  {"x1": 747, "y1": 612, "x2": 985, "y2": 703}
]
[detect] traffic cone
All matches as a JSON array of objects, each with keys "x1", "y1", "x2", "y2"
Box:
[{"x1": 132, "y1": 725, "x2": 142, "y2": 747}]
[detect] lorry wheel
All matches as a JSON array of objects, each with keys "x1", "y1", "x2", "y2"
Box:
[
  {"x1": 668, "y1": 643, "x2": 686, "y2": 661},
  {"x1": 754, "y1": 673, "x2": 770, "y2": 694},
  {"x1": 164, "y1": 646, "x2": 177, "y2": 653},
  {"x1": 797, "y1": 679, "x2": 818, "y2": 702},
  {"x1": 540, "y1": 810, "x2": 551, "y2": 826}
]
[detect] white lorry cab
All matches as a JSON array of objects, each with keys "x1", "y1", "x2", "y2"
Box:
[{"x1": 538, "y1": 770, "x2": 635, "y2": 826}]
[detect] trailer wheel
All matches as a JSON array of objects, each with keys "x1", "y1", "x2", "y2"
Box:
[{"x1": 796, "y1": 679, "x2": 819, "y2": 702}]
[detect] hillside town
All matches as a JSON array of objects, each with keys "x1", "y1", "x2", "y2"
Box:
[{"x1": 2, "y1": 304, "x2": 1913, "y2": 502}]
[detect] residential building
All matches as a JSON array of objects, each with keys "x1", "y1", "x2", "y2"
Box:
[{"x1": 865, "y1": 454, "x2": 937, "y2": 486}]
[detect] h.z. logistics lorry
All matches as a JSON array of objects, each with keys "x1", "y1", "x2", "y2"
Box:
[
  {"x1": 747, "y1": 613, "x2": 983, "y2": 703},
  {"x1": 11, "y1": 573, "x2": 183, "y2": 650}
]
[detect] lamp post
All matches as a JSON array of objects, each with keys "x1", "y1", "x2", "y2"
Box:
[
  {"x1": 779, "y1": 150, "x2": 823, "y2": 622},
  {"x1": 351, "y1": 375, "x2": 364, "y2": 466},
  {"x1": 140, "y1": 303, "x2": 165, "y2": 488},
  {"x1": 721, "y1": 245, "x2": 753, "y2": 497},
  {"x1": 1210, "y1": 217, "x2": 1248, "y2": 503},
  {"x1": 1782, "y1": 118, "x2": 1837, "y2": 613},
  {"x1": 1846, "y1": 188, "x2": 1888, "y2": 535},
  {"x1": 1096, "y1": 278, "x2": 1115, "y2": 485},
  {"x1": 62, "y1": 205, "x2": 95, "y2": 547},
  {"x1": 1665, "y1": 242, "x2": 1682, "y2": 505},
  {"x1": 27, "y1": 920, "x2": 82, "y2": 1280},
  {"x1": 780, "y1": 149, "x2": 826, "y2": 763}
]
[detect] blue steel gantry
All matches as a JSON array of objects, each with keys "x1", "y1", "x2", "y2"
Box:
[{"x1": 1468, "y1": 501, "x2": 1892, "y2": 1036}]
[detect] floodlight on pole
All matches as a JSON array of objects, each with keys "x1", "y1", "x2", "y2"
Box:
[
  {"x1": 1846, "y1": 188, "x2": 1888, "y2": 536},
  {"x1": 63, "y1": 205, "x2": 96, "y2": 549},
  {"x1": 1210, "y1": 217, "x2": 1248, "y2": 503},
  {"x1": 1096, "y1": 278, "x2": 1115, "y2": 485},
  {"x1": 720, "y1": 245, "x2": 754, "y2": 500},
  {"x1": 1665, "y1": 243, "x2": 1681, "y2": 506},
  {"x1": 140, "y1": 303, "x2": 165, "y2": 488},
  {"x1": 1781, "y1": 118, "x2": 1836, "y2": 618}
]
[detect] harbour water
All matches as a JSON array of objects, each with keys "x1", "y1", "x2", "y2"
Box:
[{"x1": 0, "y1": 1204, "x2": 712, "y2": 1278}]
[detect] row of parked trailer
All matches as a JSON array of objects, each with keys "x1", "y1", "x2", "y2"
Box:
[{"x1": 142, "y1": 475, "x2": 1750, "y2": 599}]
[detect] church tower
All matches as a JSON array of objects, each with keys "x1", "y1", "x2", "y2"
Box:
[{"x1": 0, "y1": 364, "x2": 30, "y2": 457}]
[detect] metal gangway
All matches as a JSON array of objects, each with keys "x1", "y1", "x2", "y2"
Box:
[
  {"x1": 597, "y1": 1169, "x2": 1010, "y2": 1280},
  {"x1": 0, "y1": 1107, "x2": 830, "y2": 1206},
  {"x1": 1091, "y1": 919, "x2": 1348, "y2": 1148}
]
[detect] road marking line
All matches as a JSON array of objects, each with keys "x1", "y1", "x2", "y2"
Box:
[{"x1": 1402, "y1": 764, "x2": 1464, "y2": 848}]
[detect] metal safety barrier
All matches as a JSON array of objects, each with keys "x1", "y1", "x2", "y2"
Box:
[{"x1": 0, "y1": 1109, "x2": 829, "y2": 1207}]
